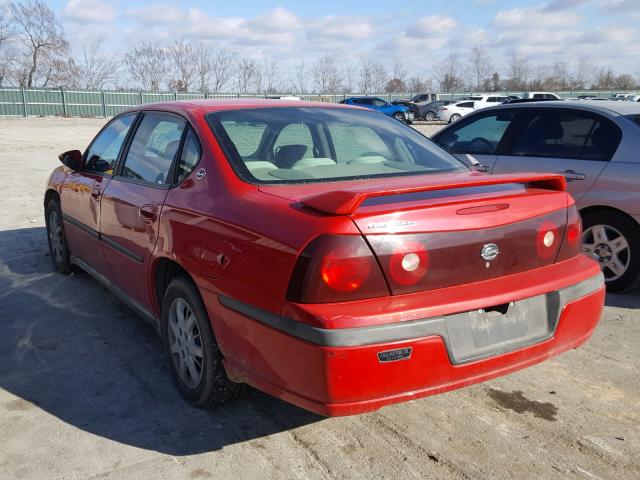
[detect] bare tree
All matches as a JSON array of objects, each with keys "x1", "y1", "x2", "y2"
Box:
[
  {"x1": 208, "y1": 49, "x2": 235, "y2": 94},
  {"x1": 312, "y1": 54, "x2": 340, "y2": 94},
  {"x1": 529, "y1": 63, "x2": 549, "y2": 90},
  {"x1": 168, "y1": 40, "x2": 198, "y2": 92},
  {"x1": 261, "y1": 59, "x2": 282, "y2": 94},
  {"x1": 0, "y1": 9, "x2": 14, "y2": 86},
  {"x1": 506, "y1": 55, "x2": 531, "y2": 91},
  {"x1": 10, "y1": 0, "x2": 69, "y2": 87},
  {"x1": 70, "y1": 38, "x2": 120, "y2": 90},
  {"x1": 571, "y1": 54, "x2": 590, "y2": 90},
  {"x1": 341, "y1": 61, "x2": 356, "y2": 93},
  {"x1": 433, "y1": 53, "x2": 464, "y2": 92},
  {"x1": 291, "y1": 60, "x2": 306, "y2": 94},
  {"x1": 386, "y1": 59, "x2": 405, "y2": 93},
  {"x1": 548, "y1": 61, "x2": 569, "y2": 90},
  {"x1": 593, "y1": 67, "x2": 615, "y2": 89},
  {"x1": 406, "y1": 76, "x2": 432, "y2": 93},
  {"x1": 359, "y1": 57, "x2": 387, "y2": 94},
  {"x1": 236, "y1": 58, "x2": 257, "y2": 94},
  {"x1": 615, "y1": 73, "x2": 635, "y2": 90},
  {"x1": 125, "y1": 43, "x2": 168, "y2": 91},
  {"x1": 467, "y1": 46, "x2": 493, "y2": 91}
]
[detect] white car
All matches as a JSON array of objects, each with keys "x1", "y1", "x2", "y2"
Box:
[
  {"x1": 468, "y1": 95, "x2": 510, "y2": 108},
  {"x1": 436, "y1": 100, "x2": 476, "y2": 123},
  {"x1": 522, "y1": 92, "x2": 562, "y2": 100}
]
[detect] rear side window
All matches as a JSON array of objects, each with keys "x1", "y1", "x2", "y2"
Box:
[
  {"x1": 458, "y1": 102, "x2": 474, "y2": 108},
  {"x1": 84, "y1": 114, "x2": 136, "y2": 174},
  {"x1": 510, "y1": 110, "x2": 621, "y2": 161},
  {"x1": 436, "y1": 111, "x2": 515, "y2": 155},
  {"x1": 177, "y1": 129, "x2": 201, "y2": 183},
  {"x1": 120, "y1": 113, "x2": 185, "y2": 184}
]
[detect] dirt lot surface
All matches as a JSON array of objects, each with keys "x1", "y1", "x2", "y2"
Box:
[{"x1": 0, "y1": 117, "x2": 639, "y2": 480}]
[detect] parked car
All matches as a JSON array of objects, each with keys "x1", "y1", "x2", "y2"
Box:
[
  {"x1": 436, "y1": 100, "x2": 476, "y2": 122},
  {"x1": 415, "y1": 100, "x2": 453, "y2": 121},
  {"x1": 44, "y1": 99, "x2": 604, "y2": 416},
  {"x1": 391, "y1": 92, "x2": 438, "y2": 106},
  {"x1": 341, "y1": 97, "x2": 414, "y2": 123},
  {"x1": 522, "y1": 92, "x2": 562, "y2": 100},
  {"x1": 468, "y1": 95, "x2": 510, "y2": 108},
  {"x1": 433, "y1": 100, "x2": 640, "y2": 292},
  {"x1": 627, "y1": 95, "x2": 640, "y2": 102}
]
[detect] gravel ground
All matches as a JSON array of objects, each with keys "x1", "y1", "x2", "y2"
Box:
[{"x1": 0, "y1": 117, "x2": 638, "y2": 480}]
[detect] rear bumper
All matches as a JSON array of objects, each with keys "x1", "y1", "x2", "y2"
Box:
[{"x1": 206, "y1": 256, "x2": 605, "y2": 416}]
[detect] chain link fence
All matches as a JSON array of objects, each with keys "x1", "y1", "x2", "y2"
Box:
[{"x1": 0, "y1": 88, "x2": 636, "y2": 118}]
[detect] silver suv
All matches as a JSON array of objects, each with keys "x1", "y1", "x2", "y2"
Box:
[{"x1": 433, "y1": 101, "x2": 640, "y2": 292}]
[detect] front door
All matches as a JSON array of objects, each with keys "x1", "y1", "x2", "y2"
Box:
[
  {"x1": 60, "y1": 114, "x2": 137, "y2": 274},
  {"x1": 99, "y1": 112, "x2": 186, "y2": 310},
  {"x1": 433, "y1": 110, "x2": 516, "y2": 171}
]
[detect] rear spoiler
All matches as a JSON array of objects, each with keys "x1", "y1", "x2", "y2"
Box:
[{"x1": 300, "y1": 173, "x2": 566, "y2": 215}]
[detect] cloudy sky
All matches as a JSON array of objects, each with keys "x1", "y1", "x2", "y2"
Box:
[{"x1": 46, "y1": 0, "x2": 639, "y2": 75}]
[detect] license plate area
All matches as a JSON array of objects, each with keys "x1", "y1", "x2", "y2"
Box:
[{"x1": 444, "y1": 292, "x2": 561, "y2": 364}]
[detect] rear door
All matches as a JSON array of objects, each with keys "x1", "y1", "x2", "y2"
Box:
[
  {"x1": 60, "y1": 113, "x2": 137, "y2": 274},
  {"x1": 434, "y1": 109, "x2": 516, "y2": 171},
  {"x1": 491, "y1": 108, "x2": 621, "y2": 201},
  {"x1": 99, "y1": 112, "x2": 186, "y2": 310}
]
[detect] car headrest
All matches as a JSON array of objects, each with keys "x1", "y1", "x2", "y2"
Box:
[
  {"x1": 164, "y1": 140, "x2": 181, "y2": 160},
  {"x1": 274, "y1": 144, "x2": 308, "y2": 169},
  {"x1": 534, "y1": 119, "x2": 563, "y2": 140}
]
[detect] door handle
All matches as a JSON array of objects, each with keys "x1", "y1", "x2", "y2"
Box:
[
  {"x1": 90, "y1": 184, "x2": 101, "y2": 198},
  {"x1": 562, "y1": 170, "x2": 586, "y2": 182},
  {"x1": 139, "y1": 204, "x2": 158, "y2": 222}
]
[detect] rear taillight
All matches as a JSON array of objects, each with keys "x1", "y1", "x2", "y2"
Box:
[
  {"x1": 287, "y1": 235, "x2": 389, "y2": 303},
  {"x1": 537, "y1": 221, "x2": 559, "y2": 259},
  {"x1": 388, "y1": 240, "x2": 429, "y2": 286},
  {"x1": 557, "y1": 205, "x2": 582, "y2": 261}
]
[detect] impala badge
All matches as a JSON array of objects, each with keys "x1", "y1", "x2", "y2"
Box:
[{"x1": 480, "y1": 243, "x2": 500, "y2": 262}]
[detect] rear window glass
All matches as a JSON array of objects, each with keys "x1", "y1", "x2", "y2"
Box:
[{"x1": 207, "y1": 107, "x2": 466, "y2": 184}]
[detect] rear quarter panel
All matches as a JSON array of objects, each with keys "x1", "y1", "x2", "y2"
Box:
[{"x1": 582, "y1": 161, "x2": 640, "y2": 216}]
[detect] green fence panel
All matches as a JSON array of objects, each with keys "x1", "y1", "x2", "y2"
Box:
[
  {"x1": 0, "y1": 89, "x2": 24, "y2": 116},
  {"x1": 103, "y1": 91, "x2": 139, "y2": 116},
  {"x1": 23, "y1": 89, "x2": 64, "y2": 116},
  {"x1": 64, "y1": 90, "x2": 103, "y2": 117}
]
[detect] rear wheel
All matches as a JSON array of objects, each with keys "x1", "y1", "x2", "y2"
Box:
[
  {"x1": 162, "y1": 277, "x2": 242, "y2": 406},
  {"x1": 449, "y1": 113, "x2": 461, "y2": 123},
  {"x1": 45, "y1": 198, "x2": 72, "y2": 274},
  {"x1": 392, "y1": 112, "x2": 405, "y2": 122},
  {"x1": 425, "y1": 111, "x2": 436, "y2": 121},
  {"x1": 581, "y1": 211, "x2": 640, "y2": 292}
]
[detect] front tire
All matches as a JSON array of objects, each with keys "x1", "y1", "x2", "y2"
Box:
[
  {"x1": 45, "y1": 198, "x2": 72, "y2": 274},
  {"x1": 162, "y1": 276, "x2": 242, "y2": 406},
  {"x1": 449, "y1": 113, "x2": 461, "y2": 123},
  {"x1": 392, "y1": 112, "x2": 405, "y2": 122},
  {"x1": 425, "y1": 111, "x2": 436, "y2": 121},
  {"x1": 582, "y1": 211, "x2": 640, "y2": 292}
]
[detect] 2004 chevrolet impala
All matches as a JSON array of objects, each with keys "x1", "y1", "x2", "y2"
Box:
[{"x1": 44, "y1": 100, "x2": 604, "y2": 416}]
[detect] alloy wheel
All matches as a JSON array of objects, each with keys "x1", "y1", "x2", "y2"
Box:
[
  {"x1": 48, "y1": 209, "x2": 65, "y2": 264},
  {"x1": 582, "y1": 224, "x2": 630, "y2": 281},
  {"x1": 168, "y1": 298, "x2": 204, "y2": 389}
]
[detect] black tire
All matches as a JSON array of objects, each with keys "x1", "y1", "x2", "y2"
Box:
[
  {"x1": 161, "y1": 276, "x2": 243, "y2": 406},
  {"x1": 449, "y1": 113, "x2": 461, "y2": 123},
  {"x1": 393, "y1": 112, "x2": 405, "y2": 122},
  {"x1": 425, "y1": 111, "x2": 436, "y2": 121},
  {"x1": 582, "y1": 210, "x2": 640, "y2": 292},
  {"x1": 45, "y1": 197, "x2": 72, "y2": 274}
]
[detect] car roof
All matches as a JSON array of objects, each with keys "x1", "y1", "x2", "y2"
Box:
[
  {"x1": 481, "y1": 99, "x2": 640, "y2": 116},
  {"x1": 121, "y1": 98, "x2": 364, "y2": 115}
]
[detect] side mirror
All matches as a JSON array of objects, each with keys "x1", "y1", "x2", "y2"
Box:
[{"x1": 58, "y1": 150, "x2": 83, "y2": 170}]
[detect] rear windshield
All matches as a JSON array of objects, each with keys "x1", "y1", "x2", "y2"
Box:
[{"x1": 207, "y1": 107, "x2": 466, "y2": 184}]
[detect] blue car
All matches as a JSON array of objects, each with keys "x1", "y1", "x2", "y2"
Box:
[{"x1": 340, "y1": 97, "x2": 414, "y2": 123}]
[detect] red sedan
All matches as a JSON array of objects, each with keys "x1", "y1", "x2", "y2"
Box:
[{"x1": 44, "y1": 100, "x2": 604, "y2": 416}]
